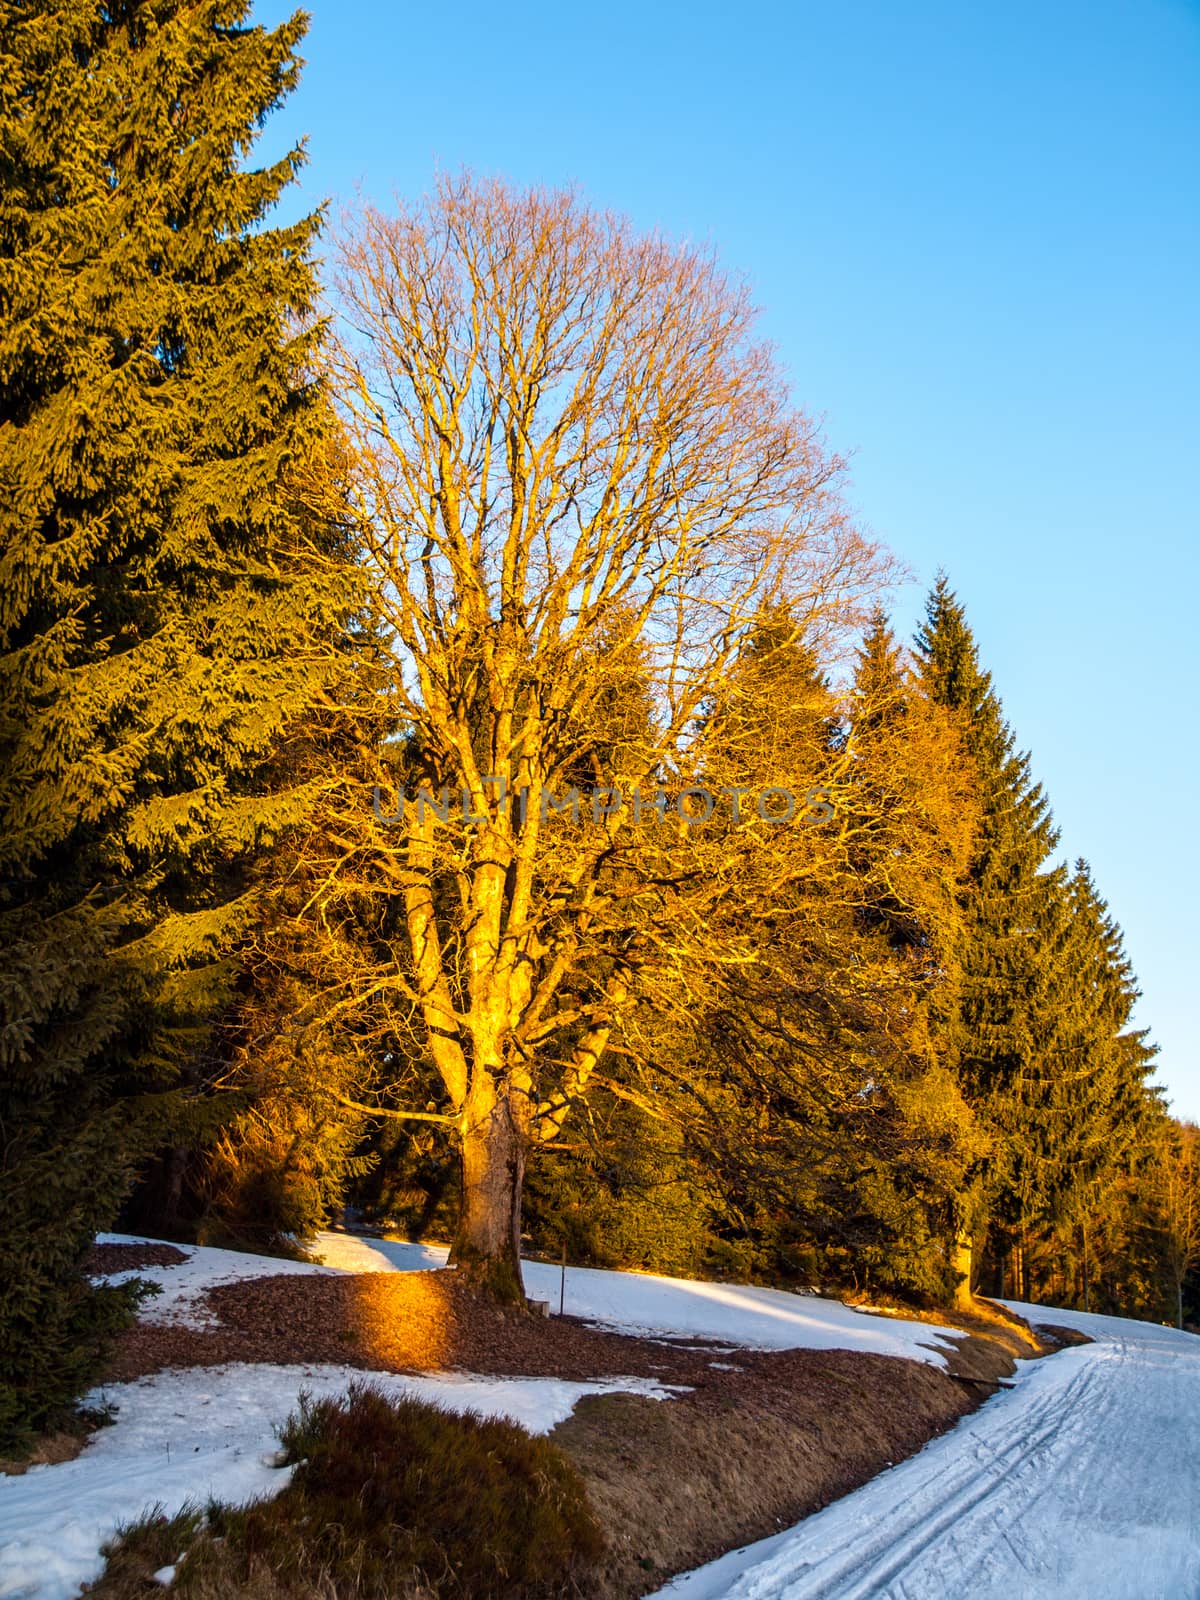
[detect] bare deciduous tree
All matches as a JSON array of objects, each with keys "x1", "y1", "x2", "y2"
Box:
[{"x1": 329, "y1": 174, "x2": 886, "y2": 1299}]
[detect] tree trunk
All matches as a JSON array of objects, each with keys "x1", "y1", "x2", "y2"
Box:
[
  {"x1": 162, "y1": 1144, "x2": 188, "y2": 1231},
  {"x1": 951, "y1": 1231, "x2": 973, "y2": 1309},
  {"x1": 448, "y1": 1077, "x2": 527, "y2": 1305}
]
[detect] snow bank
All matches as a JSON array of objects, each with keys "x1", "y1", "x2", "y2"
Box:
[
  {"x1": 1000, "y1": 1296, "x2": 1197, "y2": 1349},
  {"x1": 0, "y1": 1362, "x2": 675, "y2": 1600},
  {"x1": 314, "y1": 1232, "x2": 962, "y2": 1367}
]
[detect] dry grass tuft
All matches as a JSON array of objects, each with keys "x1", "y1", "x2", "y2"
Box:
[
  {"x1": 85, "y1": 1383, "x2": 603, "y2": 1599},
  {"x1": 0, "y1": 1425, "x2": 91, "y2": 1477}
]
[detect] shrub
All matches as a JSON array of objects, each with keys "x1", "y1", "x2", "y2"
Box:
[
  {"x1": 90, "y1": 1384, "x2": 604, "y2": 1599},
  {"x1": 0, "y1": 1275, "x2": 153, "y2": 1456}
]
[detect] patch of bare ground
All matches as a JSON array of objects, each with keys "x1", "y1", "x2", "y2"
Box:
[
  {"x1": 1030, "y1": 1321, "x2": 1094, "y2": 1348},
  {"x1": 0, "y1": 1402, "x2": 117, "y2": 1477},
  {"x1": 841, "y1": 1295, "x2": 1053, "y2": 1385},
  {"x1": 937, "y1": 1296, "x2": 1047, "y2": 1356},
  {"x1": 0, "y1": 1426, "x2": 90, "y2": 1477},
  {"x1": 105, "y1": 1270, "x2": 784, "y2": 1386},
  {"x1": 85, "y1": 1243, "x2": 189, "y2": 1276}
]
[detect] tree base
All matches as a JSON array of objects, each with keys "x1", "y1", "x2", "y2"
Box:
[{"x1": 447, "y1": 1241, "x2": 527, "y2": 1307}]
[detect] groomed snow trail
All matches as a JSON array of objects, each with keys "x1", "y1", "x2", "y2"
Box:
[{"x1": 652, "y1": 1305, "x2": 1200, "y2": 1600}]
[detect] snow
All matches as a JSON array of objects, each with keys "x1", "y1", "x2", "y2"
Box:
[
  {"x1": 0, "y1": 1362, "x2": 677, "y2": 1600},
  {"x1": 13, "y1": 1236, "x2": 1199, "y2": 1600},
  {"x1": 313, "y1": 1232, "x2": 963, "y2": 1367},
  {"x1": 87, "y1": 1230, "x2": 963, "y2": 1368},
  {"x1": 651, "y1": 1303, "x2": 1200, "y2": 1600},
  {"x1": 92, "y1": 1232, "x2": 335, "y2": 1329}
]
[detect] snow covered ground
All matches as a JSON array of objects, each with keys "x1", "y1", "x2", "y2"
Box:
[
  {"x1": 15, "y1": 1237, "x2": 1191, "y2": 1600},
  {"x1": 313, "y1": 1232, "x2": 963, "y2": 1366},
  {"x1": 92, "y1": 1232, "x2": 336, "y2": 1328},
  {"x1": 652, "y1": 1304, "x2": 1200, "y2": 1600},
  {"x1": 91, "y1": 1228, "x2": 963, "y2": 1365}
]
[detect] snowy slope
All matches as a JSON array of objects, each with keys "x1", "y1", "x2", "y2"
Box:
[
  {"x1": 313, "y1": 1232, "x2": 962, "y2": 1366},
  {"x1": 0, "y1": 1364, "x2": 677, "y2": 1600},
  {"x1": 651, "y1": 1305, "x2": 1200, "y2": 1600},
  {"x1": 0, "y1": 1233, "x2": 964, "y2": 1600}
]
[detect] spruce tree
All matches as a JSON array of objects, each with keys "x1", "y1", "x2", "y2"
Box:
[
  {"x1": 842, "y1": 609, "x2": 985, "y2": 1298},
  {"x1": 914, "y1": 577, "x2": 1068, "y2": 1284},
  {"x1": 0, "y1": 0, "x2": 351, "y2": 1443},
  {"x1": 1024, "y1": 861, "x2": 1158, "y2": 1297},
  {"x1": 665, "y1": 611, "x2": 980, "y2": 1297},
  {"x1": 916, "y1": 582, "x2": 1162, "y2": 1299},
  {"x1": 847, "y1": 607, "x2": 979, "y2": 959}
]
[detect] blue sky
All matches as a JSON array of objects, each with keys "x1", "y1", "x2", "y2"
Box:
[{"x1": 257, "y1": 0, "x2": 1200, "y2": 1116}]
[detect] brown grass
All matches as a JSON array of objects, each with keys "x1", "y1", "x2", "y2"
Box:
[
  {"x1": 0, "y1": 1425, "x2": 92, "y2": 1477},
  {"x1": 84, "y1": 1348, "x2": 986, "y2": 1600},
  {"x1": 553, "y1": 1347, "x2": 978, "y2": 1597}
]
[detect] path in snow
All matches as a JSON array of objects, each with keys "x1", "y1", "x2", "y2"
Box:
[{"x1": 651, "y1": 1303, "x2": 1200, "y2": 1600}]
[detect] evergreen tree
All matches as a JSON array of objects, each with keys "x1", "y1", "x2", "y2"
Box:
[
  {"x1": 839, "y1": 608, "x2": 984, "y2": 1298},
  {"x1": 846, "y1": 607, "x2": 978, "y2": 969},
  {"x1": 0, "y1": 0, "x2": 351, "y2": 1442},
  {"x1": 1018, "y1": 861, "x2": 1159, "y2": 1302},
  {"x1": 653, "y1": 610, "x2": 980, "y2": 1299},
  {"x1": 1026, "y1": 864, "x2": 1156, "y2": 1222},
  {"x1": 914, "y1": 578, "x2": 1062, "y2": 1274},
  {"x1": 915, "y1": 580, "x2": 1164, "y2": 1301}
]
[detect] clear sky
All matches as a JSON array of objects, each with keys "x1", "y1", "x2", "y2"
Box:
[{"x1": 257, "y1": 0, "x2": 1200, "y2": 1116}]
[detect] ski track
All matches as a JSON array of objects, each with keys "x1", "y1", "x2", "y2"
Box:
[{"x1": 652, "y1": 1304, "x2": 1200, "y2": 1600}]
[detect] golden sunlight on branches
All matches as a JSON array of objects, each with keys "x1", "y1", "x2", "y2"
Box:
[{"x1": 324, "y1": 173, "x2": 892, "y2": 1296}]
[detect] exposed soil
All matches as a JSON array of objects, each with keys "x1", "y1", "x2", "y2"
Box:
[
  {"x1": 85, "y1": 1243, "x2": 189, "y2": 1276},
  {"x1": 103, "y1": 1267, "x2": 1024, "y2": 1392},
  {"x1": 104, "y1": 1268, "x2": 830, "y2": 1388},
  {"x1": 1030, "y1": 1321, "x2": 1094, "y2": 1349}
]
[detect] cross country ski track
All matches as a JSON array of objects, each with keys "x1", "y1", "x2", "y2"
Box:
[{"x1": 655, "y1": 1304, "x2": 1200, "y2": 1600}]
